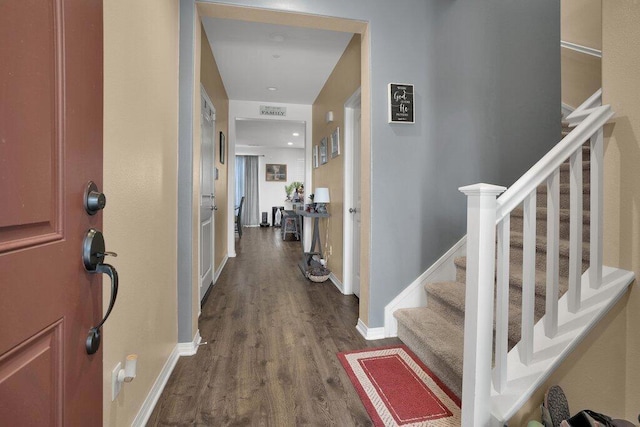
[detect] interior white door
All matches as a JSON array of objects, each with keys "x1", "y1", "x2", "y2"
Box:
[
  {"x1": 351, "y1": 107, "x2": 362, "y2": 297},
  {"x1": 200, "y1": 90, "x2": 215, "y2": 302}
]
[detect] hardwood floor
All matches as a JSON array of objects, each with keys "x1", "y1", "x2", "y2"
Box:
[{"x1": 147, "y1": 227, "x2": 400, "y2": 426}]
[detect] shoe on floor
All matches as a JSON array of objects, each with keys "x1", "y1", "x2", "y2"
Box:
[{"x1": 541, "y1": 385, "x2": 571, "y2": 427}]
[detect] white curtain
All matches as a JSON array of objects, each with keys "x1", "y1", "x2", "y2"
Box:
[{"x1": 237, "y1": 156, "x2": 260, "y2": 226}]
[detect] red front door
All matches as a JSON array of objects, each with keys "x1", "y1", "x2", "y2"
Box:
[{"x1": 0, "y1": 1, "x2": 104, "y2": 424}]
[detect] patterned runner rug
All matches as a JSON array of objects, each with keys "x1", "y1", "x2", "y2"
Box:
[{"x1": 338, "y1": 345, "x2": 461, "y2": 426}]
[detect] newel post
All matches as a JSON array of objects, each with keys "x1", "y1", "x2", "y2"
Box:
[{"x1": 459, "y1": 183, "x2": 506, "y2": 427}]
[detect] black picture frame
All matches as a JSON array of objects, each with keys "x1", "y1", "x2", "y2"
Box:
[
  {"x1": 388, "y1": 83, "x2": 415, "y2": 124},
  {"x1": 219, "y1": 131, "x2": 226, "y2": 164}
]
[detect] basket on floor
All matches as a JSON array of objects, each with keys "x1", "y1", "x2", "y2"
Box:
[
  {"x1": 306, "y1": 265, "x2": 330, "y2": 283},
  {"x1": 307, "y1": 273, "x2": 330, "y2": 283}
]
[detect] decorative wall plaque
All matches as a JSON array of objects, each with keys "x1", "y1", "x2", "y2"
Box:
[{"x1": 388, "y1": 83, "x2": 414, "y2": 124}]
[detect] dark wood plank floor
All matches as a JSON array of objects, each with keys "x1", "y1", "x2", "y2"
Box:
[{"x1": 147, "y1": 227, "x2": 400, "y2": 426}]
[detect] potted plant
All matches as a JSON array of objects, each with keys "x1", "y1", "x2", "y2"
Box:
[{"x1": 284, "y1": 183, "x2": 295, "y2": 201}]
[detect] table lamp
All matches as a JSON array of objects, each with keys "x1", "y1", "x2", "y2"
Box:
[{"x1": 314, "y1": 188, "x2": 330, "y2": 213}]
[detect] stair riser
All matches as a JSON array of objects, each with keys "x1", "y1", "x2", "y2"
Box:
[
  {"x1": 455, "y1": 249, "x2": 589, "y2": 284},
  {"x1": 559, "y1": 163, "x2": 590, "y2": 185},
  {"x1": 510, "y1": 214, "x2": 590, "y2": 242},
  {"x1": 535, "y1": 191, "x2": 590, "y2": 210},
  {"x1": 396, "y1": 322, "x2": 463, "y2": 398}
]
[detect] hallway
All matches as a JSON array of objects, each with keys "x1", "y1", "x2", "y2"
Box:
[{"x1": 147, "y1": 227, "x2": 400, "y2": 426}]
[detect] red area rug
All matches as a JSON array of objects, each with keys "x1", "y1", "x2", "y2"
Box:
[{"x1": 338, "y1": 345, "x2": 461, "y2": 426}]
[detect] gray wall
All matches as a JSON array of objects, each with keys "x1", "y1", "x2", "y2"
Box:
[{"x1": 193, "y1": 0, "x2": 560, "y2": 327}]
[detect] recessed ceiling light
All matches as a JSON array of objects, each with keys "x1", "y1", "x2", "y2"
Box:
[
  {"x1": 292, "y1": 132, "x2": 299, "y2": 136},
  {"x1": 269, "y1": 33, "x2": 286, "y2": 43},
  {"x1": 267, "y1": 87, "x2": 277, "y2": 91},
  {"x1": 287, "y1": 142, "x2": 293, "y2": 146}
]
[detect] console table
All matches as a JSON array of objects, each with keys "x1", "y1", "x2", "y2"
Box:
[{"x1": 296, "y1": 211, "x2": 330, "y2": 275}]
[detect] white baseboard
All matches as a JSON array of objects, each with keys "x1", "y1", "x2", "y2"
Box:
[
  {"x1": 131, "y1": 346, "x2": 180, "y2": 426},
  {"x1": 177, "y1": 330, "x2": 202, "y2": 356},
  {"x1": 384, "y1": 236, "x2": 466, "y2": 337},
  {"x1": 329, "y1": 272, "x2": 344, "y2": 294},
  {"x1": 356, "y1": 318, "x2": 385, "y2": 341},
  {"x1": 214, "y1": 254, "x2": 228, "y2": 283},
  {"x1": 132, "y1": 330, "x2": 202, "y2": 426}
]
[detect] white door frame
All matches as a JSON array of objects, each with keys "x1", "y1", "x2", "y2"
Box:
[
  {"x1": 199, "y1": 85, "x2": 216, "y2": 305},
  {"x1": 343, "y1": 87, "x2": 361, "y2": 295}
]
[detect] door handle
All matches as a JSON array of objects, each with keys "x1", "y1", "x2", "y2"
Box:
[
  {"x1": 349, "y1": 208, "x2": 357, "y2": 213},
  {"x1": 83, "y1": 228, "x2": 119, "y2": 355}
]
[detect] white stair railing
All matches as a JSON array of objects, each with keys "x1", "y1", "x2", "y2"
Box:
[{"x1": 459, "y1": 90, "x2": 614, "y2": 426}]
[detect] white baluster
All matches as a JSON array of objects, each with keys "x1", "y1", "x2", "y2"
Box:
[
  {"x1": 520, "y1": 191, "x2": 536, "y2": 365},
  {"x1": 459, "y1": 183, "x2": 505, "y2": 427},
  {"x1": 545, "y1": 170, "x2": 560, "y2": 337},
  {"x1": 568, "y1": 149, "x2": 583, "y2": 312},
  {"x1": 590, "y1": 128, "x2": 603, "y2": 289},
  {"x1": 493, "y1": 215, "x2": 510, "y2": 393}
]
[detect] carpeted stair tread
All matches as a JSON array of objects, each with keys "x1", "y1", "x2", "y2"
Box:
[
  {"x1": 394, "y1": 307, "x2": 464, "y2": 397},
  {"x1": 423, "y1": 281, "x2": 545, "y2": 349}
]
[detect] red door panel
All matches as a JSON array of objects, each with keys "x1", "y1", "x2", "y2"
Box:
[{"x1": 0, "y1": 0, "x2": 104, "y2": 424}]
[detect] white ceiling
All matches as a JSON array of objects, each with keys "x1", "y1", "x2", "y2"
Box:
[
  {"x1": 235, "y1": 119, "x2": 306, "y2": 150},
  {"x1": 202, "y1": 18, "x2": 354, "y2": 105}
]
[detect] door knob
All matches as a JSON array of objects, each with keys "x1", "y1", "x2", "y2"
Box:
[
  {"x1": 84, "y1": 181, "x2": 106, "y2": 215},
  {"x1": 83, "y1": 228, "x2": 119, "y2": 355},
  {"x1": 349, "y1": 208, "x2": 357, "y2": 213}
]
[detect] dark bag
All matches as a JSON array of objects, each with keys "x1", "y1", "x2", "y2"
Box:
[{"x1": 561, "y1": 410, "x2": 616, "y2": 427}]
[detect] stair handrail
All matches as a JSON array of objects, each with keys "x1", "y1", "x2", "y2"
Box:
[
  {"x1": 496, "y1": 104, "x2": 613, "y2": 222},
  {"x1": 459, "y1": 90, "x2": 612, "y2": 426}
]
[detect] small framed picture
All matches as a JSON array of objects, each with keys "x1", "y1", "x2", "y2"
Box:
[
  {"x1": 331, "y1": 127, "x2": 340, "y2": 158},
  {"x1": 320, "y1": 137, "x2": 328, "y2": 165},
  {"x1": 266, "y1": 164, "x2": 287, "y2": 181},
  {"x1": 313, "y1": 145, "x2": 319, "y2": 168},
  {"x1": 219, "y1": 131, "x2": 226, "y2": 164}
]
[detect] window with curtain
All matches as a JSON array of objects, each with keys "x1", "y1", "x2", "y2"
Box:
[{"x1": 235, "y1": 155, "x2": 259, "y2": 226}]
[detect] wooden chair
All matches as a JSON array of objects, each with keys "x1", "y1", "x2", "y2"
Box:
[{"x1": 235, "y1": 196, "x2": 245, "y2": 238}]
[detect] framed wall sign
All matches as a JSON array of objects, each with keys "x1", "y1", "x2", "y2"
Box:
[
  {"x1": 388, "y1": 83, "x2": 414, "y2": 124},
  {"x1": 313, "y1": 145, "x2": 319, "y2": 168},
  {"x1": 320, "y1": 137, "x2": 328, "y2": 165},
  {"x1": 331, "y1": 127, "x2": 340, "y2": 158},
  {"x1": 266, "y1": 164, "x2": 287, "y2": 181}
]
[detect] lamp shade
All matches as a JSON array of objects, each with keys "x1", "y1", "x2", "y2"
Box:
[{"x1": 314, "y1": 188, "x2": 330, "y2": 204}]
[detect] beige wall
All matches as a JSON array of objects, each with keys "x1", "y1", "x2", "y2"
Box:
[
  {"x1": 102, "y1": 1, "x2": 180, "y2": 426},
  {"x1": 312, "y1": 35, "x2": 361, "y2": 283},
  {"x1": 561, "y1": 0, "x2": 602, "y2": 109},
  {"x1": 562, "y1": 0, "x2": 602, "y2": 49},
  {"x1": 602, "y1": 0, "x2": 640, "y2": 419},
  {"x1": 561, "y1": 48, "x2": 601, "y2": 109},
  {"x1": 200, "y1": 25, "x2": 230, "y2": 273}
]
